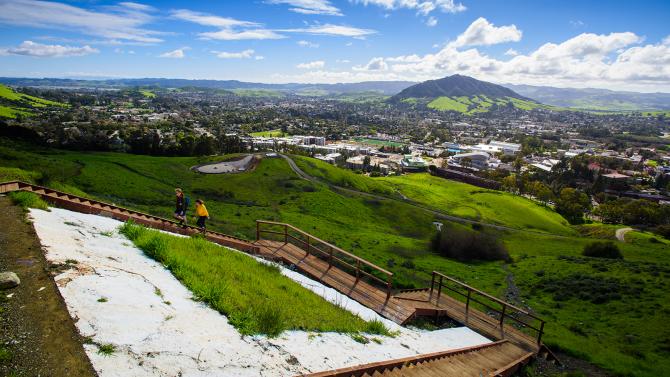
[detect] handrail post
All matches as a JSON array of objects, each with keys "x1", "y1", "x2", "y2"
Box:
[
  {"x1": 429, "y1": 272, "x2": 436, "y2": 302},
  {"x1": 465, "y1": 289, "x2": 472, "y2": 316},
  {"x1": 355, "y1": 260, "x2": 361, "y2": 283},
  {"x1": 436, "y1": 275, "x2": 443, "y2": 307},
  {"x1": 306, "y1": 235, "x2": 311, "y2": 255},
  {"x1": 284, "y1": 224, "x2": 288, "y2": 244},
  {"x1": 386, "y1": 274, "x2": 392, "y2": 301},
  {"x1": 499, "y1": 304, "x2": 507, "y2": 328},
  {"x1": 328, "y1": 246, "x2": 333, "y2": 266},
  {"x1": 537, "y1": 321, "x2": 545, "y2": 345},
  {"x1": 256, "y1": 221, "x2": 260, "y2": 241}
]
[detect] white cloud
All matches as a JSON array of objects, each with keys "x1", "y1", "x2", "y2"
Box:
[
  {"x1": 336, "y1": 59, "x2": 351, "y2": 63},
  {"x1": 351, "y1": 0, "x2": 466, "y2": 15},
  {"x1": 451, "y1": 17, "x2": 522, "y2": 47},
  {"x1": 297, "y1": 60, "x2": 325, "y2": 69},
  {"x1": 266, "y1": 0, "x2": 342, "y2": 16},
  {"x1": 173, "y1": 9, "x2": 285, "y2": 40},
  {"x1": 159, "y1": 48, "x2": 187, "y2": 58},
  {"x1": 504, "y1": 48, "x2": 518, "y2": 56},
  {"x1": 570, "y1": 20, "x2": 585, "y2": 28},
  {"x1": 353, "y1": 57, "x2": 388, "y2": 71},
  {"x1": 0, "y1": 40, "x2": 98, "y2": 57},
  {"x1": 297, "y1": 40, "x2": 320, "y2": 48},
  {"x1": 171, "y1": 9, "x2": 259, "y2": 28},
  {"x1": 426, "y1": 17, "x2": 437, "y2": 27},
  {"x1": 214, "y1": 49, "x2": 256, "y2": 59},
  {"x1": 199, "y1": 29, "x2": 285, "y2": 40},
  {"x1": 0, "y1": 0, "x2": 162, "y2": 43},
  {"x1": 340, "y1": 30, "x2": 667, "y2": 91},
  {"x1": 282, "y1": 24, "x2": 376, "y2": 37},
  {"x1": 255, "y1": 55, "x2": 265, "y2": 60}
]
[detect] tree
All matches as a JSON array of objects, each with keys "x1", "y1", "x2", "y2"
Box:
[
  {"x1": 502, "y1": 174, "x2": 518, "y2": 193},
  {"x1": 555, "y1": 188, "x2": 591, "y2": 224}
]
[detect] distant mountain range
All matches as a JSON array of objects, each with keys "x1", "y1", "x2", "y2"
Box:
[
  {"x1": 503, "y1": 84, "x2": 670, "y2": 111},
  {"x1": 0, "y1": 77, "x2": 415, "y2": 96},
  {"x1": 2, "y1": 75, "x2": 668, "y2": 111}
]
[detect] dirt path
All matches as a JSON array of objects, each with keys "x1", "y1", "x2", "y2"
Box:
[
  {"x1": 0, "y1": 197, "x2": 96, "y2": 377},
  {"x1": 615, "y1": 227, "x2": 633, "y2": 242}
]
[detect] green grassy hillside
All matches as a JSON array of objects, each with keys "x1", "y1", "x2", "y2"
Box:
[
  {"x1": 1, "y1": 140, "x2": 669, "y2": 376},
  {"x1": 0, "y1": 84, "x2": 67, "y2": 118},
  {"x1": 293, "y1": 156, "x2": 574, "y2": 235},
  {"x1": 424, "y1": 95, "x2": 562, "y2": 114}
]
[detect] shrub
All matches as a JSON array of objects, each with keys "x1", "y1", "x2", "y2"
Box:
[
  {"x1": 655, "y1": 224, "x2": 670, "y2": 240},
  {"x1": 431, "y1": 223, "x2": 510, "y2": 262},
  {"x1": 583, "y1": 241, "x2": 623, "y2": 259}
]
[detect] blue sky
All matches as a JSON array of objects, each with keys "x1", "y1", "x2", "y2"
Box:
[{"x1": 0, "y1": 0, "x2": 669, "y2": 92}]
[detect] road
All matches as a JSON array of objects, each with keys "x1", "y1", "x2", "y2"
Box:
[{"x1": 279, "y1": 154, "x2": 572, "y2": 237}]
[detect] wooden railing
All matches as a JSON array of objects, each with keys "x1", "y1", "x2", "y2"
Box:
[
  {"x1": 256, "y1": 220, "x2": 394, "y2": 299},
  {"x1": 429, "y1": 271, "x2": 546, "y2": 345},
  {"x1": 0, "y1": 180, "x2": 258, "y2": 253}
]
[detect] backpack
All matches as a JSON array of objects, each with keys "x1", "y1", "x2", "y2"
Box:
[{"x1": 184, "y1": 196, "x2": 191, "y2": 209}]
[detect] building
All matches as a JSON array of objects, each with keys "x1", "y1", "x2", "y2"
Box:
[
  {"x1": 400, "y1": 155, "x2": 428, "y2": 172},
  {"x1": 489, "y1": 140, "x2": 521, "y2": 155},
  {"x1": 448, "y1": 152, "x2": 490, "y2": 171}
]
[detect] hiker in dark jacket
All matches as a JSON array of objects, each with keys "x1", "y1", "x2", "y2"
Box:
[{"x1": 174, "y1": 188, "x2": 187, "y2": 224}]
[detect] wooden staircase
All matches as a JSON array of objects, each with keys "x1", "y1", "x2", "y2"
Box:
[
  {"x1": 299, "y1": 340, "x2": 534, "y2": 377},
  {"x1": 2, "y1": 180, "x2": 558, "y2": 376}
]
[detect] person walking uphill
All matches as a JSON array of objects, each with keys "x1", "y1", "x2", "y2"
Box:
[
  {"x1": 194, "y1": 199, "x2": 209, "y2": 232},
  {"x1": 174, "y1": 188, "x2": 189, "y2": 225}
]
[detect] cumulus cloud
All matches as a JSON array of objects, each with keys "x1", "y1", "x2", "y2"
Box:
[
  {"x1": 0, "y1": 0, "x2": 162, "y2": 43},
  {"x1": 214, "y1": 49, "x2": 256, "y2": 59},
  {"x1": 451, "y1": 17, "x2": 522, "y2": 47},
  {"x1": 504, "y1": 48, "x2": 518, "y2": 56},
  {"x1": 426, "y1": 17, "x2": 438, "y2": 27},
  {"x1": 297, "y1": 40, "x2": 320, "y2": 48},
  {"x1": 275, "y1": 24, "x2": 670, "y2": 91},
  {"x1": 173, "y1": 9, "x2": 284, "y2": 40},
  {"x1": 159, "y1": 48, "x2": 187, "y2": 58},
  {"x1": 266, "y1": 0, "x2": 342, "y2": 16},
  {"x1": 353, "y1": 57, "x2": 388, "y2": 71},
  {"x1": 297, "y1": 60, "x2": 326, "y2": 69},
  {"x1": 0, "y1": 40, "x2": 98, "y2": 57},
  {"x1": 351, "y1": 0, "x2": 466, "y2": 15}
]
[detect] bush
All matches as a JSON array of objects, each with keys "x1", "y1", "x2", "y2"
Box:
[
  {"x1": 431, "y1": 223, "x2": 510, "y2": 262},
  {"x1": 583, "y1": 241, "x2": 623, "y2": 259},
  {"x1": 655, "y1": 224, "x2": 670, "y2": 240}
]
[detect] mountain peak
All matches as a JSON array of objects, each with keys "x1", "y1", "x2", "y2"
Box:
[{"x1": 390, "y1": 74, "x2": 528, "y2": 102}]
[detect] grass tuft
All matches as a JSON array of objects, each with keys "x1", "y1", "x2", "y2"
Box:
[
  {"x1": 9, "y1": 191, "x2": 49, "y2": 211},
  {"x1": 97, "y1": 344, "x2": 116, "y2": 356}
]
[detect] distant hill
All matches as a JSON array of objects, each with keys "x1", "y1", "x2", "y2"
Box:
[
  {"x1": 503, "y1": 84, "x2": 670, "y2": 111},
  {"x1": 389, "y1": 74, "x2": 550, "y2": 114},
  {"x1": 0, "y1": 77, "x2": 415, "y2": 96},
  {"x1": 391, "y1": 74, "x2": 527, "y2": 101},
  {"x1": 0, "y1": 84, "x2": 67, "y2": 119}
]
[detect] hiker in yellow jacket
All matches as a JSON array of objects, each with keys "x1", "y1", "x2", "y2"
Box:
[{"x1": 194, "y1": 199, "x2": 209, "y2": 232}]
